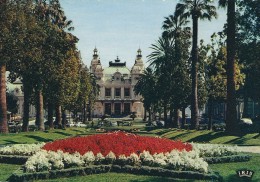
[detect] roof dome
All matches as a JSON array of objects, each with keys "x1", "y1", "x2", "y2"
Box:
[
  {"x1": 95, "y1": 64, "x2": 103, "y2": 72},
  {"x1": 131, "y1": 65, "x2": 141, "y2": 73}
]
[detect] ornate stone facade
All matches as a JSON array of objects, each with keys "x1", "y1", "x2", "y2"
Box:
[{"x1": 90, "y1": 48, "x2": 145, "y2": 118}]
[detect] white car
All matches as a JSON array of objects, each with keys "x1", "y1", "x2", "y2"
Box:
[
  {"x1": 66, "y1": 122, "x2": 75, "y2": 127},
  {"x1": 75, "y1": 122, "x2": 87, "y2": 127}
]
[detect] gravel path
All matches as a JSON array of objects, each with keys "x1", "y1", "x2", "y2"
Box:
[{"x1": 237, "y1": 146, "x2": 260, "y2": 154}]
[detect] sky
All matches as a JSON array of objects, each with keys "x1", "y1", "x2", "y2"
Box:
[{"x1": 60, "y1": 0, "x2": 227, "y2": 68}]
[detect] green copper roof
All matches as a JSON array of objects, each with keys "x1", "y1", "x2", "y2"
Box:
[{"x1": 103, "y1": 66, "x2": 130, "y2": 76}]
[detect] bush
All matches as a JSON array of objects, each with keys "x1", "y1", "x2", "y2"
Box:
[
  {"x1": 10, "y1": 165, "x2": 222, "y2": 182},
  {"x1": 0, "y1": 155, "x2": 29, "y2": 164},
  {"x1": 204, "y1": 154, "x2": 251, "y2": 164}
]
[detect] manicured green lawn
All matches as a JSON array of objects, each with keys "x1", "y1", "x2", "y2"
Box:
[
  {"x1": 210, "y1": 153, "x2": 260, "y2": 182},
  {"x1": 0, "y1": 128, "x2": 91, "y2": 145},
  {"x1": 148, "y1": 128, "x2": 260, "y2": 146},
  {"x1": 0, "y1": 163, "x2": 20, "y2": 182},
  {"x1": 1, "y1": 126, "x2": 259, "y2": 146}
]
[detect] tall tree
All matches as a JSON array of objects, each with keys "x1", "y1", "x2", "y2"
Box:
[
  {"x1": 236, "y1": 0, "x2": 260, "y2": 117},
  {"x1": 0, "y1": 0, "x2": 23, "y2": 133},
  {"x1": 176, "y1": 0, "x2": 217, "y2": 129},
  {"x1": 219, "y1": 0, "x2": 237, "y2": 133},
  {"x1": 162, "y1": 8, "x2": 191, "y2": 128},
  {"x1": 134, "y1": 67, "x2": 157, "y2": 123},
  {"x1": 148, "y1": 37, "x2": 174, "y2": 124}
]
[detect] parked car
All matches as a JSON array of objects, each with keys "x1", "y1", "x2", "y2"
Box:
[
  {"x1": 66, "y1": 122, "x2": 75, "y2": 127},
  {"x1": 239, "y1": 118, "x2": 253, "y2": 132},
  {"x1": 75, "y1": 122, "x2": 87, "y2": 127}
]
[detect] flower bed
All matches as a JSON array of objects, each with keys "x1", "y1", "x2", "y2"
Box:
[
  {"x1": 23, "y1": 132, "x2": 209, "y2": 175},
  {"x1": 42, "y1": 131, "x2": 192, "y2": 156},
  {"x1": 192, "y1": 143, "x2": 240, "y2": 157}
]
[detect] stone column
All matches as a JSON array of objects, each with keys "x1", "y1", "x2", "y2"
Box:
[
  {"x1": 111, "y1": 87, "x2": 114, "y2": 99},
  {"x1": 121, "y1": 87, "x2": 124, "y2": 99}
]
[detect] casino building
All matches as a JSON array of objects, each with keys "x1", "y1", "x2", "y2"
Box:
[{"x1": 90, "y1": 48, "x2": 145, "y2": 118}]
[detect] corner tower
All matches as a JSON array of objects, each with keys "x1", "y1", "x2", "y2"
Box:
[{"x1": 90, "y1": 48, "x2": 103, "y2": 79}]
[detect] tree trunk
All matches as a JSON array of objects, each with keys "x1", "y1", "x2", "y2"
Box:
[
  {"x1": 55, "y1": 105, "x2": 62, "y2": 128},
  {"x1": 48, "y1": 102, "x2": 54, "y2": 129},
  {"x1": 208, "y1": 98, "x2": 213, "y2": 130},
  {"x1": 163, "y1": 103, "x2": 167, "y2": 127},
  {"x1": 36, "y1": 90, "x2": 44, "y2": 131},
  {"x1": 0, "y1": 64, "x2": 8, "y2": 133},
  {"x1": 170, "y1": 109, "x2": 173, "y2": 127},
  {"x1": 83, "y1": 100, "x2": 86, "y2": 123},
  {"x1": 143, "y1": 107, "x2": 147, "y2": 121},
  {"x1": 242, "y1": 73, "x2": 249, "y2": 118},
  {"x1": 191, "y1": 16, "x2": 199, "y2": 130},
  {"x1": 88, "y1": 100, "x2": 92, "y2": 121},
  {"x1": 22, "y1": 81, "x2": 30, "y2": 132},
  {"x1": 226, "y1": 0, "x2": 238, "y2": 133},
  {"x1": 173, "y1": 108, "x2": 180, "y2": 128},
  {"x1": 148, "y1": 107, "x2": 151, "y2": 122},
  {"x1": 181, "y1": 107, "x2": 186, "y2": 129},
  {"x1": 62, "y1": 109, "x2": 66, "y2": 129}
]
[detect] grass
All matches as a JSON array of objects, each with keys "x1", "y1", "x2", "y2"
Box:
[
  {"x1": 0, "y1": 163, "x2": 20, "y2": 182},
  {"x1": 148, "y1": 128, "x2": 260, "y2": 146},
  {"x1": 0, "y1": 128, "x2": 90, "y2": 145},
  {"x1": 210, "y1": 153, "x2": 260, "y2": 182},
  {"x1": 1, "y1": 125, "x2": 260, "y2": 146},
  {"x1": 0, "y1": 124, "x2": 260, "y2": 181}
]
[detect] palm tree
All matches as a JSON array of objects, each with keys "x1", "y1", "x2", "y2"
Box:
[
  {"x1": 162, "y1": 7, "x2": 189, "y2": 40},
  {"x1": 148, "y1": 37, "x2": 175, "y2": 125},
  {"x1": 176, "y1": 0, "x2": 217, "y2": 129},
  {"x1": 219, "y1": 0, "x2": 237, "y2": 133},
  {"x1": 134, "y1": 68, "x2": 157, "y2": 123}
]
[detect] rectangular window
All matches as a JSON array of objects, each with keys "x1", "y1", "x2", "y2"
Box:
[
  {"x1": 105, "y1": 88, "x2": 111, "y2": 97},
  {"x1": 115, "y1": 88, "x2": 121, "y2": 97},
  {"x1": 124, "y1": 88, "x2": 130, "y2": 97}
]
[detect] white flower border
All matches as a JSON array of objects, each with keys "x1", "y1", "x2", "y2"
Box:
[
  {"x1": 0, "y1": 143, "x2": 44, "y2": 156},
  {"x1": 25, "y1": 149, "x2": 208, "y2": 173}
]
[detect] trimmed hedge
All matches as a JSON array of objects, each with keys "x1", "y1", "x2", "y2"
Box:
[
  {"x1": 204, "y1": 154, "x2": 251, "y2": 164},
  {"x1": 9, "y1": 165, "x2": 222, "y2": 182},
  {"x1": 0, "y1": 155, "x2": 29, "y2": 164}
]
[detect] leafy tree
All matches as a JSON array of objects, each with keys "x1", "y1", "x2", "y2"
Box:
[
  {"x1": 0, "y1": 0, "x2": 26, "y2": 133},
  {"x1": 176, "y1": 0, "x2": 217, "y2": 129},
  {"x1": 42, "y1": 31, "x2": 80, "y2": 128},
  {"x1": 236, "y1": 0, "x2": 260, "y2": 117},
  {"x1": 69, "y1": 65, "x2": 92, "y2": 123},
  {"x1": 204, "y1": 33, "x2": 245, "y2": 130},
  {"x1": 6, "y1": 91, "x2": 18, "y2": 116}
]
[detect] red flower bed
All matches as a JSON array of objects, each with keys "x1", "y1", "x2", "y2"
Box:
[{"x1": 43, "y1": 131, "x2": 192, "y2": 156}]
